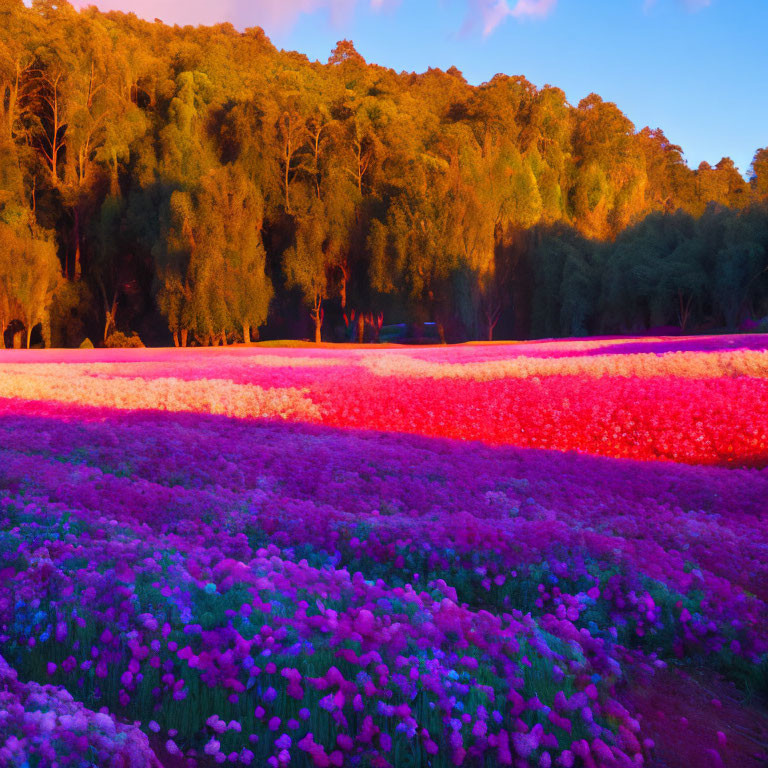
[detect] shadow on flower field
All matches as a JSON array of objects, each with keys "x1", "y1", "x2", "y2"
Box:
[{"x1": 1, "y1": 403, "x2": 767, "y2": 767}]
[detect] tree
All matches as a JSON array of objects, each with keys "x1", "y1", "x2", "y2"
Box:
[
  {"x1": 91, "y1": 194, "x2": 124, "y2": 341},
  {"x1": 328, "y1": 40, "x2": 365, "y2": 68},
  {"x1": 31, "y1": 61, "x2": 68, "y2": 185},
  {"x1": 154, "y1": 189, "x2": 195, "y2": 347},
  {"x1": 0, "y1": 222, "x2": 18, "y2": 344},
  {"x1": 284, "y1": 200, "x2": 332, "y2": 343},
  {"x1": 160, "y1": 70, "x2": 215, "y2": 184},
  {"x1": 712, "y1": 205, "x2": 768, "y2": 328},
  {"x1": 270, "y1": 79, "x2": 310, "y2": 215},
  {"x1": 0, "y1": 0, "x2": 39, "y2": 142},
  {"x1": 637, "y1": 127, "x2": 692, "y2": 213},
  {"x1": 570, "y1": 94, "x2": 646, "y2": 239},
  {"x1": 191, "y1": 166, "x2": 273, "y2": 344},
  {"x1": 601, "y1": 211, "x2": 702, "y2": 332},
  {"x1": 749, "y1": 148, "x2": 768, "y2": 201},
  {"x1": 0, "y1": 217, "x2": 60, "y2": 347}
]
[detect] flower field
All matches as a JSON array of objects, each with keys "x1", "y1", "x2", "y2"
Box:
[{"x1": 0, "y1": 335, "x2": 767, "y2": 768}]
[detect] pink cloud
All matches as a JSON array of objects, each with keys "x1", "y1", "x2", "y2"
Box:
[
  {"x1": 509, "y1": 0, "x2": 558, "y2": 19},
  {"x1": 69, "y1": 0, "x2": 378, "y2": 31},
  {"x1": 463, "y1": 0, "x2": 557, "y2": 37},
  {"x1": 235, "y1": 0, "x2": 358, "y2": 32},
  {"x1": 70, "y1": 0, "x2": 547, "y2": 35},
  {"x1": 70, "y1": 0, "x2": 237, "y2": 27},
  {"x1": 69, "y1": 0, "x2": 710, "y2": 39}
]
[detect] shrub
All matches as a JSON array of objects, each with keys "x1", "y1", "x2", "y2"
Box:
[
  {"x1": 79, "y1": 337, "x2": 94, "y2": 349},
  {"x1": 104, "y1": 331, "x2": 145, "y2": 348}
]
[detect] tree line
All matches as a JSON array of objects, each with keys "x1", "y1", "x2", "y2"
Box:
[{"x1": 1, "y1": 0, "x2": 767, "y2": 347}]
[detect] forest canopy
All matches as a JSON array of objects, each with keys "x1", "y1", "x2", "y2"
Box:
[{"x1": 1, "y1": 0, "x2": 767, "y2": 347}]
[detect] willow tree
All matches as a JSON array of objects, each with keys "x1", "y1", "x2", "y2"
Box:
[
  {"x1": 713, "y1": 205, "x2": 768, "y2": 328},
  {"x1": 433, "y1": 124, "x2": 497, "y2": 339},
  {"x1": 160, "y1": 71, "x2": 215, "y2": 184},
  {"x1": 0, "y1": 218, "x2": 60, "y2": 347},
  {"x1": 369, "y1": 154, "x2": 468, "y2": 340},
  {"x1": 153, "y1": 70, "x2": 216, "y2": 345},
  {"x1": 191, "y1": 166, "x2": 273, "y2": 344},
  {"x1": 284, "y1": 200, "x2": 334, "y2": 343},
  {"x1": 571, "y1": 94, "x2": 646, "y2": 239},
  {"x1": 155, "y1": 189, "x2": 195, "y2": 347},
  {"x1": 0, "y1": 222, "x2": 18, "y2": 345},
  {"x1": 600, "y1": 211, "x2": 701, "y2": 331}
]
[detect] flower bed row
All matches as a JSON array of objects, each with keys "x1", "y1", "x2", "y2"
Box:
[{"x1": 2, "y1": 346, "x2": 768, "y2": 466}]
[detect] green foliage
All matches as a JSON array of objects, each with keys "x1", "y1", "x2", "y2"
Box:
[
  {"x1": 104, "y1": 330, "x2": 144, "y2": 348},
  {"x1": 0, "y1": 218, "x2": 60, "y2": 347},
  {"x1": 48, "y1": 279, "x2": 94, "y2": 348},
  {"x1": 530, "y1": 203, "x2": 768, "y2": 337},
  {"x1": 190, "y1": 166, "x2": 273, "y2": 342}
]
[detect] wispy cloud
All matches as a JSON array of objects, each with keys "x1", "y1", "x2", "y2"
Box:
[
  {"x1": 70, "y1": 0, "x2": 711, "y2": 37},
  {"x1": 234, "y1": 0, "x2": 358, "y2": 32},
  {"x1": 462, "y1": 0, "x2": 557, "y2": 37},
  {"x1": 509, "y1": 0, "x2": 558, "y2": 18},
  {"x1": 644, "y1": 0, "x2": 712, "y2": 12},
  {"x1": 69, "y1": 0, "x2": 237, "y2": 27},
  {"x1": 70, "y1": 0, "x2": 389, "y2": 31}
]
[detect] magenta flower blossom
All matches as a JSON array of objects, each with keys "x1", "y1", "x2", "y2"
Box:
[{"x1": 204, "y1": 738, "x2": 221, "y2": 755}]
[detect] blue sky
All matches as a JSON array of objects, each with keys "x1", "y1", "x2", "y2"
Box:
[{"x1": 72, "y1": 0, "x2": 767, "y2": 175}]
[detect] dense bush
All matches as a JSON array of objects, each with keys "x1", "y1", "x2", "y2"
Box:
[{"x1": 104, "y1": 331, "x2": 146, "y2": 349}]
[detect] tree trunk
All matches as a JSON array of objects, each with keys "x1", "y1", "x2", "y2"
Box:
[
  {"x1": 26, "y1": 324, "x2": 32, "y2": 349},
  {"x1": 243, "y1": 324, "x2": 251, "y2": 345},
  {"x1": 285, "y1": 157, "x2": 291, "y2": 212},
  {"x1": 73, "y1": 208, "x2": 81, "y2": 281},
  {"x1": 7, "y1": 68, "x2": 19, "y2": 138},
  {"x1": 357, "y1": 313, "x2": 365, "y2": 344},
  {"x1": 678, "y1": 291, "x2": 692, "y2": 332},
  {"x1": 312, "y1": 298, "x2": 323, "y2": 343},
  {"x1": 173, "y1": 331, "x2": 179, "y2": 347},
  {"x1": 180, "y1": 328, "x2": 188, "y2": 347},
  {"x1": 110, "y1": 150, "x2": 119, "y2": 196},
  {"x1": 484, "y1": 301, "x2": 500, "y2": 342},
  {"x1": 437, "y1": 322, "x2": 446, "y2": 345},
  {"x1": 103, "y1": 294, "x2": 118, "y2": 342},
  {"x1": 220, "y1": 330, "x2": 227, "y2": 346},
  {"x1": 0, "y1": 320, "x2": 5, "y2": 349}
]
